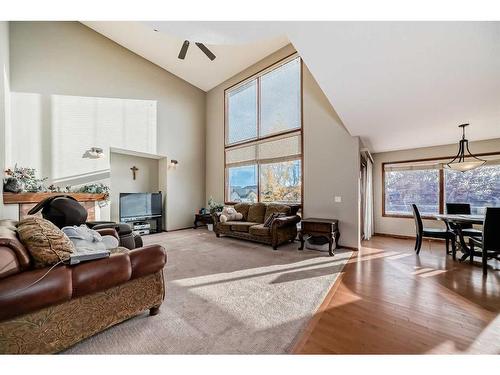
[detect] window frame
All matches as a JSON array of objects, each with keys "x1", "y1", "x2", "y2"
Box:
[
  {"x1": 224, "y1": 53, "x2": 303, "y2": 205},
  {"x1": 382, "y1": 152, "x2": 500, "y2": 219}
]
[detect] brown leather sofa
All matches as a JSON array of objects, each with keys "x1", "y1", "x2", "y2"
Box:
[
  {"x1": 213, "y1": 203, "x2": 301, "y2": 249},
  {"x1": 0, "y1": 219, "x2": 167, "y2": 354}
]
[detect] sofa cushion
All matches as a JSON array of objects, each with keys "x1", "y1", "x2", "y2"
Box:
[
  {"x1": 233, "y1": 203, "x2": 250, "y2": 221},
  {"x1": 249, "y1": 224, "x2": 271, "y2": 237},
  {"x1": 17, "y1": 217, "x2": 75, "y2": 268},
  {"x1": 230, "y1": 221, "x2": 259, "y2": 233},
  {"x1": 264, "y1": 203, "x2": 291, "y2": 222},
  {"x1": 247, "y1": 203, "x2": 267, "y2": 224}
]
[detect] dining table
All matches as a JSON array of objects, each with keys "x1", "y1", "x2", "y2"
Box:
[{"x1": 434, "y1": 213, "x2": 484, "y2": 261}]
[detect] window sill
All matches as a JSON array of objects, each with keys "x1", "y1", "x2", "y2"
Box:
[{"x1": 383, "y1": 213, "x2": 438, "y2": 220}]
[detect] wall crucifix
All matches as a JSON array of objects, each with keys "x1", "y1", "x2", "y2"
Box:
[{"x1": 130, "y1": 166, "x2": 139, "y2": 180}]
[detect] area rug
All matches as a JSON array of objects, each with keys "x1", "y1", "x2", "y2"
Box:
[{"x1": 65, "y1": 229, "x2": 352, "y2": 354}]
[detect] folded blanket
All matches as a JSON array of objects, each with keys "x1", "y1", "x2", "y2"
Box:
[{"x1": 62, "y1": 224, "x2": 119, "y2": 252}]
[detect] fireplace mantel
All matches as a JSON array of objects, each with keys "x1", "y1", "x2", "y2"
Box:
[
  {"x1": 3, "y1": 192, "x2": 107, "y2": 221},
  {"x1": 3, "y1": 192, "x2": 107, "y2": 204}
]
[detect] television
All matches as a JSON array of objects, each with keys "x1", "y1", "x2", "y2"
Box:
[{"x1": 119, "y1": 192, "x2": 162, "y2": 220}]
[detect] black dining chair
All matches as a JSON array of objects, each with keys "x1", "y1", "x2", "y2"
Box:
[
  {"x1": 446, "y1": 203, "x2": 483, "y2": 238},
  {"x1": 412, "y1": 204, "x2": 455, "y2": 255},
  {"x1": 469, "y1": 207, "x2": 500, "y2": 275}
]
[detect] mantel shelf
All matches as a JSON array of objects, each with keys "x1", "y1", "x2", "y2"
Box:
[{"x1": 2, "y1": 192, "x2": 107, "y2": 204}]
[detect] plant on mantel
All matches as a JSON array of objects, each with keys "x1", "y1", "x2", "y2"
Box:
[{"x1": 3, "y1": 165, "x2": 110, "y2": 200}]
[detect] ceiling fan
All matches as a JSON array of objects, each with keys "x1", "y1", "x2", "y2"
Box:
[{"x1": 178, "y1": 40, "x2": 216, "y2": 61}]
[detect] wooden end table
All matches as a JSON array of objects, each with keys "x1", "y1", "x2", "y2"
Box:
[
  {"x1": 298, "y1": 218, "x2": 340, "y2": 256},
  {"x1": 194, "y1": 213, "x2": 213, "y2": 229}
]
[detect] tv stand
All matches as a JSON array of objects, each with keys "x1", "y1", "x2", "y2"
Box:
[{"x1": 121, "y1": 215, "x2": 163, "y2": 235}]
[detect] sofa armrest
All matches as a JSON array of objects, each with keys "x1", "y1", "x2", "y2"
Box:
[
  {"x1": 212, "y1": 212, "x2": 222, "y2": 224},
  {"x1": 95, "y1": 228, "x2": 119, "y2": 240},
  {"x1": 271, "y1": 215, "x2": 301, "y2": 230},
  {"x1": 129, "y1": 244, "x2": 167, "y2": 279}
]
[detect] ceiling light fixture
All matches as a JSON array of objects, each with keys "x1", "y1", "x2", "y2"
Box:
[
  {"x1": 169, "y1": 159, "x2": 179, "y2": 169},
  {"x1": 445, "y1": 124, "x2": 486, "y2": 172},
  {"x1": 177, "y1": 40, "x2": 216, "y2": 61},
  {"x1": 83, "y1": 147, "x2": 104, "y2": 159}
]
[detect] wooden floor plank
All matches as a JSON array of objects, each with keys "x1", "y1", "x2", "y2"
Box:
[{"x1": 294, "y1": 236, "x2": 500, "y2": 354}]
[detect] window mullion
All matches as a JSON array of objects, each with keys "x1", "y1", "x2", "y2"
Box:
[
  {"x1": 257, "y1": 77, "x2": 261, "y2": 202},
  {"x1": 439, "y1": 169, "x2": 444, "y2": 214}
]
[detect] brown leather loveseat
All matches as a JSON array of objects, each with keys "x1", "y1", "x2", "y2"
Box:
[
  {"x1": 213, "y1": 202, "x2": 301, "y2": 249},
  {"x1": 0, "y1": 219, "x2": 167, "y2": 354}
]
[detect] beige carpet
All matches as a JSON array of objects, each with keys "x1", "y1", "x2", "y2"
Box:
[{"x1": 65, "y1": 229, "x2": 352, "y2": 354}]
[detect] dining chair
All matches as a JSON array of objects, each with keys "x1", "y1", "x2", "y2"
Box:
[
  {"x1": 412, "y1": 204, "x2": 455, "y2": 255},
  {"x1": 445, "y1": 203, "x2": 483, "y2": 238},
  {"x1": 469, "y1": 207, "x2": 500, "y2": 275}
]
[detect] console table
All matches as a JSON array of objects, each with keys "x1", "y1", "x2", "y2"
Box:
[{"x1": 298, "y1": 218, "x2": 340, "y2": 256}]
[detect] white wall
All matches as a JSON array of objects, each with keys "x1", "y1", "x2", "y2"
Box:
[
  {"x1": 109, "y1": 152, "x2": 159, "y2": 223},
  {"x1": 373, "y1": 138, "x2": 500, "y2": 237},
  {"x1": 0, "y1": 21, "x2": 10, "y2": 217},
  {"x1": 7, "y1": 22, "x2": 206, "y2": 230},
  {"x1": 205, "y1": 45, "x2": 361, "y2": 248}
]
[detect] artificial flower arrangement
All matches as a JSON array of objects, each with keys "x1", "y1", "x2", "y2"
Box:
[{"x1": 3, "y1": 165, "x2": 110, "y2": 200}]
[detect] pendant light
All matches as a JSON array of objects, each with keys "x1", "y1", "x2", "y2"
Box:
[{"x1": 445, "y1": 124, "x2": 486, "y2": 172}]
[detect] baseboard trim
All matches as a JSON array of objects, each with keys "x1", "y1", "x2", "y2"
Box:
[
  {"x1": 340, "y1": 245, "x2": 359, "y2": 251},
  {"x1": 165, "y1": 226, "x2": 196, "y2": 232},
  {"x1": 374, "y1": 232, "x2": 446, "y2": 242}
]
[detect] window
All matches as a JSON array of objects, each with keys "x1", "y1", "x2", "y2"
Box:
[
  {"x1": 226, "y1": 81, "x2": 257, "y2": 144},
  {"x1": 385, "y1": 169, "x2": 440, "y2": 215},
  {"x1": 445, "y1": 166, "x2": 500, "y2": 214},
  {"x1": 383, "y1": 155, "x2": 500, "y2": 217},
  {"x1": 225, "y1": 55, "x2": 302, "y2": 204}
]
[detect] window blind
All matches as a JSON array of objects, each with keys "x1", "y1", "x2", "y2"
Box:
[{"x1": 225, "y1": 131, "x2": 301, "y2": 168}]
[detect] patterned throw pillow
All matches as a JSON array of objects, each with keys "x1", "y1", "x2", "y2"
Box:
[
  {"x1": 263, "y1": 212, "x2": 286, "y2": 228},
  {"x1": 17, "y1": 217, "x2": 75, "y2": 268}
]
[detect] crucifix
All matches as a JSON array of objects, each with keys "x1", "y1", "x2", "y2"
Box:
[{"x1": 130, "y1": 166, "x2": 139, "y2": 180}]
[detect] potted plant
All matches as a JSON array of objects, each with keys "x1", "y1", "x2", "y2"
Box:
[{"x1": 207, "y1": 196, "x2": 224, "y2": 231}]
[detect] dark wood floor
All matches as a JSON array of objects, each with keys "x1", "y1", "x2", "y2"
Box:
[{"x1": 293, "y1": 236, "x2": 500, "y2": 354}]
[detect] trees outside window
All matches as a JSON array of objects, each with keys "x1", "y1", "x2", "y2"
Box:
[{"x1": 383, "y1": 158, "x2": 500, "y2": 217}]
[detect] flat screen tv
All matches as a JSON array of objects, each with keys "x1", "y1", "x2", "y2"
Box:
[{"x1": 119, "y1": 192, "x2": 162, "y2": 220}]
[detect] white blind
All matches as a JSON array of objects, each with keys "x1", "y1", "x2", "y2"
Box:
[{"x1": 225, "y1": 131, "x2": 301, "y2": 167}]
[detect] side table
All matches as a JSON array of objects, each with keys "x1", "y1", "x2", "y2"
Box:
[
  {"x1": 298, "y1": 217, "x2": 340, "y2": 256},
  {"x1": 194, "y1": 213, "x2": 213, "y2": 229}
]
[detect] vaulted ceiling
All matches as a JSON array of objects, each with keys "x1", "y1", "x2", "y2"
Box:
[{"x1": 83, "y1": 21, "x2": 500, "y2": 153}]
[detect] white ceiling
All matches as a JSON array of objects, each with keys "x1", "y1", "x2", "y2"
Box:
[
  {"x1": 83, "y1": 21, "x2": 500, "y2": 153},
  {"x1": 287, "y1": 22, "x2": 500, "y2": 152},
  {"x1": 82, "y1": 21, "x2": 289, "y2": 91}
]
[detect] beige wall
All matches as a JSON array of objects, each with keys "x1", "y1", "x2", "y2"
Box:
[
  {"x1": 205, "y1": 45, "x2": 361, "y2": 248},
  {"x1": 109, "y1": 153, "x2": 159, "y2": 223},
  {"x1": 0, "y1": 22, "x2": 9, "y2": 217},
  {"x1": 373, "y1": 138, "x2": 500, "y2": 236},
  {"x1": 7, "y1": 22, "x2": 206, "y2": 230}
]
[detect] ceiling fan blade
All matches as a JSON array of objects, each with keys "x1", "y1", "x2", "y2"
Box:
[
  {"x1": 178, "y1": 40, "x2": 190, "y2": 60},
  {"x1": 195, "y1": 42, "x2": 216, "y2": 61}
]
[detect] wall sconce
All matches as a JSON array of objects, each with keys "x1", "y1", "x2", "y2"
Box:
[
  {"x1": 169, "y1": 159, "x2": 179, "y2": 169},
  {"x1": 82, "y1": 147, "x2": 104, "y2": 159}
]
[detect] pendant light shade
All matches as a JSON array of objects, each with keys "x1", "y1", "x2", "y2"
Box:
[{"x1": 445, "y1": 124, "x2": 486, "y2": 172}]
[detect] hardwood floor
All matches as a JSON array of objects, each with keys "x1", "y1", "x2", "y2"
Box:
[{"x1": 293, "y1": 236, "x2": 500, "y2": 354}]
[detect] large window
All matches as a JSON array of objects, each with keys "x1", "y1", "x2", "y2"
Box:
[
  {"x1": 225, "y1": 55, "x2": 302, "y2": 204},
  {"x1": 383, "y1": 155, "x2": 500, "y2": 217}
]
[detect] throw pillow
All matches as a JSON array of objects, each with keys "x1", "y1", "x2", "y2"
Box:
[
  {"x1": 264, "y1": 212, "x2": 287, "y2": 228},
  {"x1": 17, "y1": 217, "x2": 75, "y2": 268}
]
